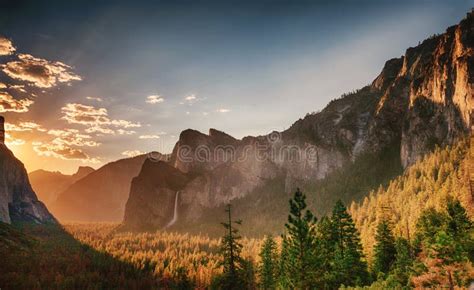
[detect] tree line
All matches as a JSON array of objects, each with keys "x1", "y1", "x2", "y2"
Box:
[{"x1": 213, "y1": 188, "x2": 473, "y2": 289}]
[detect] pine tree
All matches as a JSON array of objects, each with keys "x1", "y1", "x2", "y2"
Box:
[
  {"x1": 277, "y1": 235, "x2": 291, "y2": 289},
  {"x1": 388, "y1": 237, "x2": 413, "y2": 287},
  {"x1": 446, "y1": 198, "x2": 474, "y2": 262},
  {"x1": 258, "y1": 235, "x2": 278, "y2": 290},
  {"x1": 331, "y1": 200, "x2": 369, "y2": 287},
  {"x1": 283, "y1": 188, "x2": 319, "y2": 289},
  {"x1": 446, "y1": 198, "x2": 472, "y2": 240},
  {"x1": 314, "y1": 216, "x2": 335, "y2": 288},
  {"x1": 212, "y1": 204, "x2": 245, "y2": 290},
  {"x1": 372, "y1": 219, "x2": 396, "y2": 277}
]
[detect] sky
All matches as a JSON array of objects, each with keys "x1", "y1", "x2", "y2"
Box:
[{"x1": 0, "y1": 0, "x2": 472, "y2": 174}]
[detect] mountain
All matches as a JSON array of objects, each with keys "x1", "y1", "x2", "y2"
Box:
[
  {"x1": 29, "y1": 166, "x2": 94, "y2": 206},
  {"x1": 122, "y1": 11, "x2": 473, "y2": 233},
  {"x1": 0, "y1": 142, "x2": 56, "y2": 224},
  {"x1": 50, "y1": 152, "x2": 168, "y2": 222}
]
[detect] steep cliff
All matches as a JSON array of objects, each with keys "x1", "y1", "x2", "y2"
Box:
[
  {"x1": 122, "y1": 160, "x2": 188, "y2": 230},
  {"x1": 122, "y1": 11, "x2": 473, "y2": 232},
  {"x1": 0, "y1": 144, "x2": 56, "y2": 224}
]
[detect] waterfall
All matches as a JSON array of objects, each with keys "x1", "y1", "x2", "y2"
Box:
[{"x1": 165, "y1": 191, "x2": 179, "y2": 228}]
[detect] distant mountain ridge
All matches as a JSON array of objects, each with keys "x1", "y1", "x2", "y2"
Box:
[
  {"x1": 49, "y1": 152, "x2": 168, "y2": 222},
  {"x1": 29, "y1": 166, "x2": 94, "y2": 206},
  {"x1": 122, "y1": 11, "x2": 473, "y2": 232}
]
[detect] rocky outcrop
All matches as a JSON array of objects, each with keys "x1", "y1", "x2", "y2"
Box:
[
  {"x1": 0, "y1": 144, "x2": 55, "y2": 224},
  {"x1": 29, "y1": 166, "x2": 94, "y2": 205},
  {"x1": 50, "y1": 152, "x2": 168, "y2": 222},
  {"x1": 123, "y1": 11, "x2": 473, "y2": 231},
  {"x1": 123, "y1": 160, "x2": 188, "y2": 230}
]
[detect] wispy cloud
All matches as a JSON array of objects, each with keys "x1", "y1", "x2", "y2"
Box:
[
  {"x1": 0, "y1": 91, "x2": 34, "y2": 113},
  {"x1": 33, "y1": 141, "x2": 99, "y2": 163},
  {"x1": 139, "y1": 134, "x2": 160, "y2": 139},
  {"x1": 5, "y1": 133, "x2": 25, "y2": 146},
  {"x1": 146, "y1": 95, "x2": 164, "y2": 104},
  {"x1": 61, "y1": 103, "x2": 141, "y2": 134},
  {"x1": 216, "y1": 108, "x2": 230, "y2": 113},
  {"x1": 121, "y1": 150, "x2": 144, "y2": 157},
  {"x1": 47, "y1": 129, "x2": 100, "y2": 147},
  {"x1": 2, "y1": 53, "x2": 81, "y2": 88},
  {"x1": 0, "y1": 36, "x2": 15, "y2": 56},
  {"x1": 86, "y1": 96, "x2": 103, "y2": 102},
  {"x1": 5, "y1": 121, "x2": 46, "y2": 132},
  {"x1": 180, "y1": 94, "x2": 202, "y2": 105}
]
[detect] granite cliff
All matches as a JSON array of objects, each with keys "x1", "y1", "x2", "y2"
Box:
[{"x1": 0, "y1": 122, "x2": 56, "y2": 224}]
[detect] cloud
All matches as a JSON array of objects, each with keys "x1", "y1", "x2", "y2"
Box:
[
  {"x1": 0, "y1": 83, "x2": 6, "y2": 89},
  {"x1": 180, "y1": 94, "x2": 202, "y2": 105},
  {"x1": 61, "y1": 103, "x2": 141, "y2": 134},
  {"x1": 185, "y1": 94, "x2": 196, "y2": 101},
  {"x1": 47, "y1": 129, "x2": 100, "y2": 147},
  {"x1": 0, "y1": 37, "x2": 15, "y2": 56},
  {"x1": 117, "y1": 129, "x2": 136, "y2": 135},
  {"x1": 0, "y1": 91, "x2": 34, "y2": 113},
  {"x1": 2, "y1": 53, "x2": 81, "y2": 88},
  {"x1": 9, "y1": 85, "x2": 27, "y2": 93},
  {"x1": 5, "y1": 133, "x2": 25, "y2": 146},
  {"x1": 121, "y1": 150, "x2": 144, "y2": 157},
  {"x1": 86, "y1": 96, "x2": 103, "y2": 102},
  {"x1": 146, "y1": 95, "x2": 164, "y2": 104},
  {"x1": 216, "y1": 108, "x2": 230, "y2": 113},
  {"x1": 5, "y1": 121, "x2": 46, "y2": 132},
  {"x1": 33, "y1": 141, "x2": 99, "y2": 163},
  {"x1": 139, "y1": 135, "x2": 160, "y2": 139}
]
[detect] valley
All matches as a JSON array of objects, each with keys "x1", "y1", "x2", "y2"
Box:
[{"x1": 0, "y1": 3, "x2": 473, "y2": 290}]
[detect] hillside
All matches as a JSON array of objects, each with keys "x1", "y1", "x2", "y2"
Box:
[{"x1": 350, "y1": 137, "x2": 473, "y2": 261}]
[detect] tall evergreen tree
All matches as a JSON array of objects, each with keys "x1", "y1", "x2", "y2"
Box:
[
  {"x1": 331, "y1": 200, "x2": 369, "y2": 287},
  {"x1": 258, "y1": 235, "x2": 278, "y2": 290},
  {"x1": 277, "y1": 235, "x2": 291, "y2": 289},
  {"x1": 388, "y1": 237, "x2": 414, "y2": 287},
  {"x1": 212, "y1": 204, "x2": 245, "y2": 290},
  {"x1": 372, "y1": 219, "x2": 396, "y2": 277},
  {"x1": 283, "y1": 188, "x2": 319, "y2": 289},
  {"x1": 314, "y1": 216, "x2": 336, "y2": 289}
]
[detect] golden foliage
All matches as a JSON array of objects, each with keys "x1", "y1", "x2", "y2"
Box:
[
  {"x1": 64, "y1": 223, "x2": 264, "y2": 288},
  {"x1": 350, "y1": 139, "x2": 473, "y2": 263}
]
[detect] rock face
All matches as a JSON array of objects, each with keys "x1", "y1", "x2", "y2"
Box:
[
  {"x1": 50, "y1": 152, "x2": 168, "y2": 222},
  {"x1": 29, "y1": 166, "x2": 94, "y2": 205},
  {"x1": 123, "y1": 11, "x2": 473, "y2": 230},
  {"x1": 123, "y1": 160, "x2": 188, "y2": 230},
  {"x1": 0, "y1": 144, "x2": 56, "y2": 224}
]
